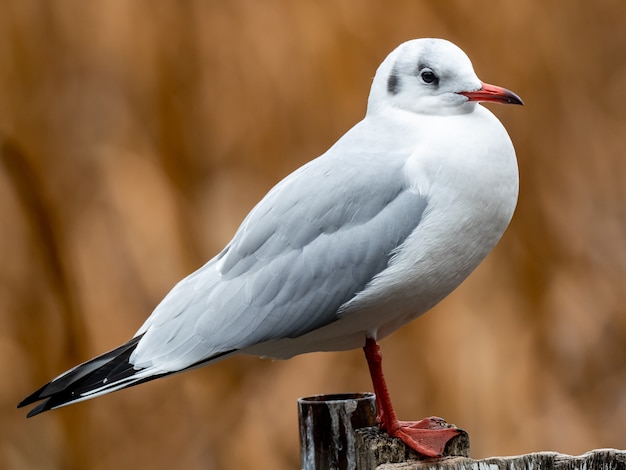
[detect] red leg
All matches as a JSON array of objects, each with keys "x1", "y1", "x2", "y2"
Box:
[{"x1": 363, "y1": 337, "x2": 460, "y2": 457}]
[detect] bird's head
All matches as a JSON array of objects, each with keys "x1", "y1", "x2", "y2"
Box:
[{"x1": 367, "y1": 38, "x2": 523, "y2": 116}]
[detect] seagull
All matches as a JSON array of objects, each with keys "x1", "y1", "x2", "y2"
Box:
[{"x1": 19, "y1": 38, "x2": 522, "y2": 457}]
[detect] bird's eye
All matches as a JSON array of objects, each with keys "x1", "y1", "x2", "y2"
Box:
[{"x1": 420, "y1": 69, "x2": 438, "y2": 85}]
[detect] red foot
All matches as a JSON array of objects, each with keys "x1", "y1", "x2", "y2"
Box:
[
  {"x1": 363, "y1": 337, "x2": 461, "y2": 457},
  {"x1": 386, "y1": 417, "x2": 461, "y2": 457}
]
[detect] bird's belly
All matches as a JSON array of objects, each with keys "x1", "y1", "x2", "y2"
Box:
[{"x1": 370, "y1": 227, "x2": 499, "y2": 339}]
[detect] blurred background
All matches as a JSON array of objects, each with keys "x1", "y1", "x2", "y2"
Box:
[{"x1": 1, "y1": 1, "x2": 625, "y2": 469}]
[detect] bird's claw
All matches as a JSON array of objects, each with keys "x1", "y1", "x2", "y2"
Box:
[{"x1": 385, "y1": 417, "x2": 461, "y2": 458}]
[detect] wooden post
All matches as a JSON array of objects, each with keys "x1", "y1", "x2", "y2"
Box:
[
  {"x1": 298, "y1": 392, "x2": 377, "y2": 470},
  {"x1": 297, "y1": 395, "x2": 625, "y2": 469},
  {"x1": 297, "y1": 393, "x2": 467, "y2": 470},
  {"x1": 355, "y1": 426, "x2": 469, "y2": 469}
]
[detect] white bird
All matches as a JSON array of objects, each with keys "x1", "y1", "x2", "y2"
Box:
[{"x1": 19, "y1": 38, "x2": 522, "y2": 456}]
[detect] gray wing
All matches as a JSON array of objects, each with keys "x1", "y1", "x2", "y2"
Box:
[{"x1": 130, "y1": 121, "x2": 427, "y2": 372}]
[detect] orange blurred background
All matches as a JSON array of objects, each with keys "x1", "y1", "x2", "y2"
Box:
[{"x1": 2, "y1": 1, "x2": 625, "y2": 469}]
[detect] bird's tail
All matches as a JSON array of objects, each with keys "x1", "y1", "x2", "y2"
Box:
[{"x1": 17, "y1": 335, "x2": 171, "y2": 417}]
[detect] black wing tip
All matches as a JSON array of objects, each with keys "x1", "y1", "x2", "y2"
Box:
[
  {"x1": 18, "y1": 388, "x2": 58, "y2": 417},
  {"x1": 25, "y1": 401, "x2": 50, "y2": 418},
  {"x1": 18, "y1": 336, "x2": 145, "y2": 418},
  {"x1": 18, "y1": 338, "x2": 236, "y2": 418},
  {"x1": 19, "y1": 393, "x2": 70, "y2": 417},
  {"x1": 18, "y1": 381, "x2": 80, "y2": 418},
  {"x1": 18, "y1": 383, "x2": 49, "y2": 409},
  {"x1": 17, "y1": 397, "x2": 33, "y2": 409},
  {"x1": 22, "y1": 393, "x2": 82, "y2": 418}
]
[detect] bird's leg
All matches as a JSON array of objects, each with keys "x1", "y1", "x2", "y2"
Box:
[{"x1": 363, "y1": 337, "x2": 460, "y2": 458}]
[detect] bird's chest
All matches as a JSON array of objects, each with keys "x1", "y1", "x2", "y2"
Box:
[
  {"x1": 397, "y1": 136, "x2": 517, "y2": 294},
  {"x1": 370, "y1": 139, "x2": 516, "y2": 308}
]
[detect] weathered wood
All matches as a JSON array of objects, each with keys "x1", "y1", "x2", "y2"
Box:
[
  {"x1": 298, "y1": 393, "x2": 467, "y2": 470},
  {"x1": 376, "y1": 449, "x2": 626, "y2": 470},
  {"x1": 355, "y1": 425, "x2": 470, "y2": 470},
  {"x1": 298, "y1": 395, "x2": 625, "y2": 470},
  {"x1": 298, "y1": 393, "x2": 377, "y2": 470},
  {"x1": 355, "y1": 426, "x2": 625, "y2": 470}
]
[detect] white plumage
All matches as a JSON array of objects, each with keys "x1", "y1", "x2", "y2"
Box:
[{"x1": 20, "y1": 38, "x2": 522, "y2": 436}]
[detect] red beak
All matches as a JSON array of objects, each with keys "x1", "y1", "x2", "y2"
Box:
[{"x1": 460, "y1": 82, "x2": 523, "y2": 105}]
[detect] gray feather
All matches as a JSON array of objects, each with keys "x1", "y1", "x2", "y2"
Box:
[{"x1": 131, "y1": 118, "x2": 428, "y2": 371}]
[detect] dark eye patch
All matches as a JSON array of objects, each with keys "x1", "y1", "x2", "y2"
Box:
[{"x1": 387, "y1": 69, "x2": 401, "y2": 95}]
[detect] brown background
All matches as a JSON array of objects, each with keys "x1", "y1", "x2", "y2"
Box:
[{"x1": 2, "y1": 1, "x2": 625, "y2": 469}]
